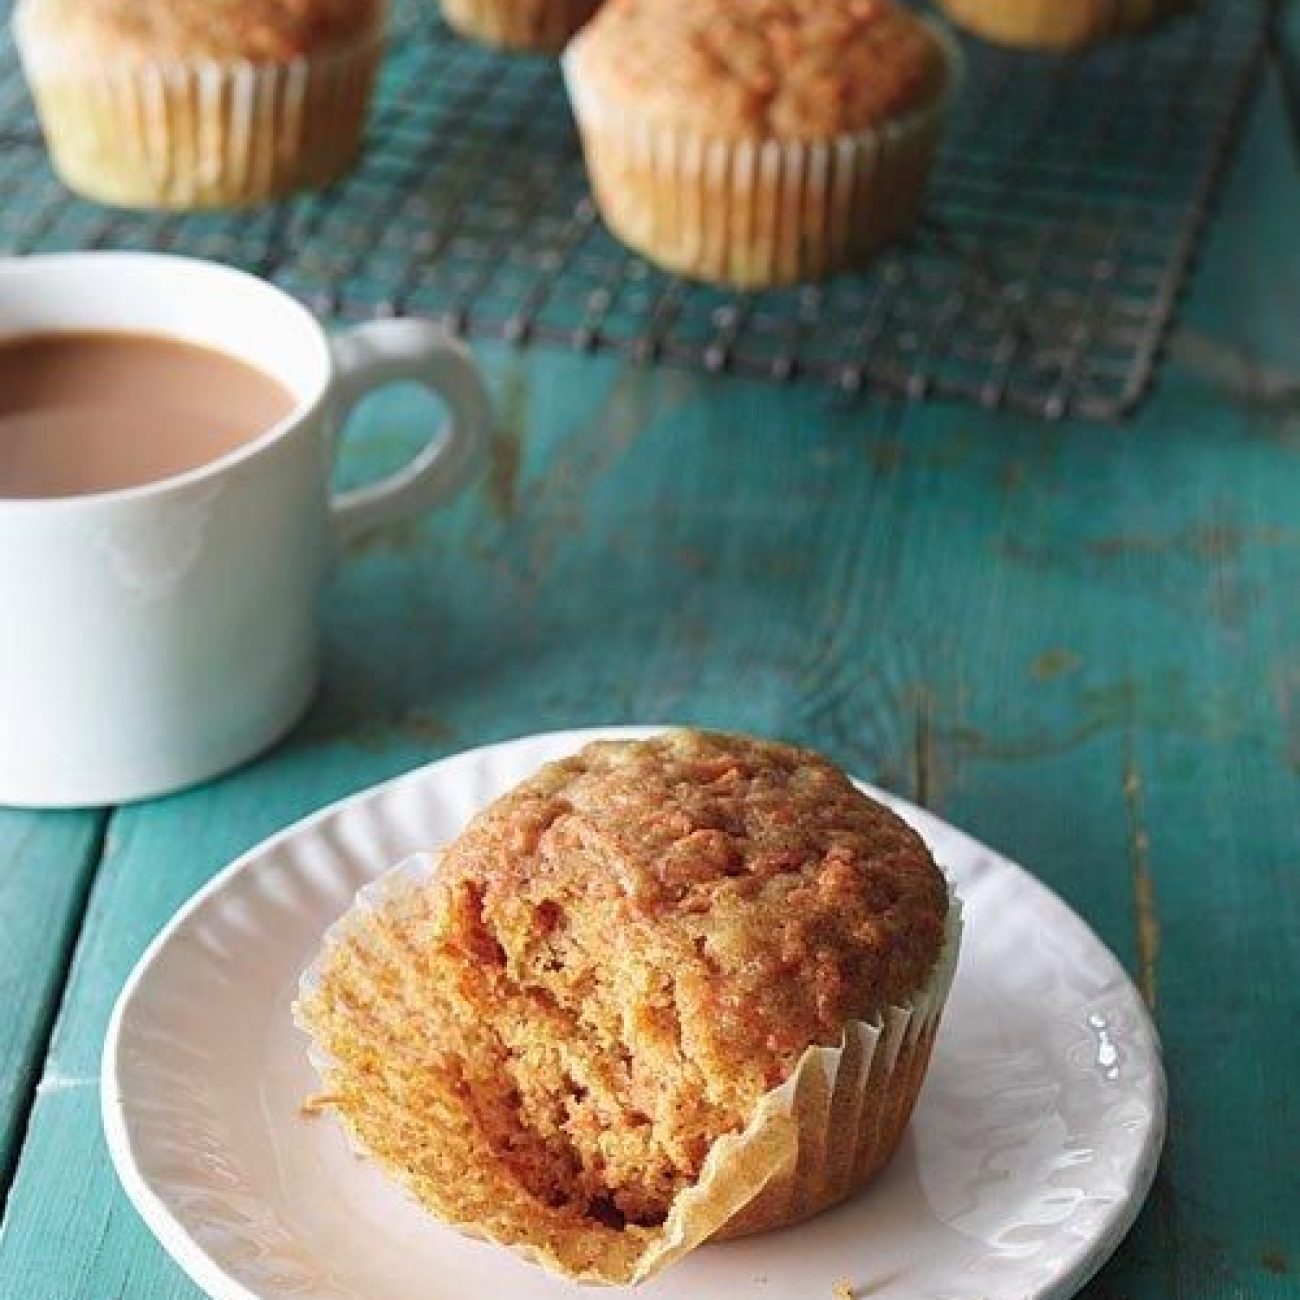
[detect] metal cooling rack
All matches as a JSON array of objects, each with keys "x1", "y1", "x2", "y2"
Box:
[{"x1": 0, "y1": 0, "x2": 1272, "y2": 419}]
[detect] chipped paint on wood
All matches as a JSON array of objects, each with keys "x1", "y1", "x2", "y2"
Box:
[
  {"x1": 1031, "y1": 648, "x2": 1082, "y2": 682},
  {"x1": 487, "y1": 361, "x2": 528, "y2": 521}
]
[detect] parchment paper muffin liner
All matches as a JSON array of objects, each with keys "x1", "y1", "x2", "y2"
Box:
[
  {"x1": 936, "y1": 0, "x2": 1191, "y2": 49},
  {"x1": 561, "y1": 21, "x2": 961, "y2": 288},
  {"x1": 439, "y1": 0, "x2": 601, "y2": 52},
  {"x1": 13, "y1": 6, "x2": 385, "y2": 210},
  {"x1": 295, "y1": 850, "x2": 962, "y2": 1286}
]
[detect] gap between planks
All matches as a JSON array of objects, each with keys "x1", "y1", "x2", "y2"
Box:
[{"x1": 0, "y1": 807, "x2": 115, "y2": 1224}]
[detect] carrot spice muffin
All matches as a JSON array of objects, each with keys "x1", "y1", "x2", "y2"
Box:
[
  {"x1": 13, "y1": 0, "x2": 387, "y2": 209},
  {"x1": 440, "y1": 0, "x2": 601, "y2": 52},
  {"x1": 297, "y1": 731, "x2": 962, "y2": 1284},
  {"x1": 936, "y1": 0, "x2": 1192, "y2": 49},
  {"x1": 562, "y1": 0, "x2": 960, "y2": 287}
]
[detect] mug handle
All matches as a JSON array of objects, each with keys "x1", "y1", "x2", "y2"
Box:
[{"x1": 328, "y1": 319, "x2": 492, "y2": 544}]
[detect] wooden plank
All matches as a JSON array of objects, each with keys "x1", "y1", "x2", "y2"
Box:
[
  {"x1": 3, "y1": 60, "x2": 1299, "y2": 1300},
  {"x1": 0, "y1": 808, "x2": 105, "y2": 1197},
  {"x1": 1129, "y1": 729, "x2": 1299, "y2": 1299},
  {"x1": 883, "y1": 72, "x2": 1300, "y2": 1300},
  {"x1": 887, "y1": 392, "x2": 1300, "y2": 1298}
]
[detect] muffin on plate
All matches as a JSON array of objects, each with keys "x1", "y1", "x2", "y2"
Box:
[
  {"x1": 561, "y1": 0, "x2": 960, "y2": 288},
  {"x1": 440, "y1": 0, "x2": 601, "y2": 52},
  {"x1": 936, "y1": 0, "x2": 1192, "y2": 49},
  {"x1": 13, "y1": 0, "x2": 387, "y2": 209},
  {"x1": 296, "y1": 730, "x2": 961, "y2": 1284}
]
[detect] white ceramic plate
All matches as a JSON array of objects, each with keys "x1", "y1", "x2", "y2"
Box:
[{"x1": 104, "y1": 727, "x2": 1165, "y2": 1300}]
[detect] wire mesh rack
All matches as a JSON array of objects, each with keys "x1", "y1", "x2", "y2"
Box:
[{"x1": 0, "y1": 0, "x2": 1272, "y2": 420}]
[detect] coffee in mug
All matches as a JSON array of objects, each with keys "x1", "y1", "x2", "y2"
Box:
[{"x1": 0, "y1": 331, "x2": 295, "y2": 499}]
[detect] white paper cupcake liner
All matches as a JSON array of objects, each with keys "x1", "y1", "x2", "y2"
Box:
[
  {"x1": 717, "y1": 889, "x2": 961, "y2": 1241},
  {"x1": 562, "y1": 21, "x2": 963, "y2": 288},
  {"x1": 295, "y1": 849, "x2": 962, "y2": 1285},
  {"x1": 13, "y1": 7, "x2": 386, "y2": 210}
]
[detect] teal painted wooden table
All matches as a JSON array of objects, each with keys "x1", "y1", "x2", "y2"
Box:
[{"x1": 2, "y1": 46, "x2": 1299, "y2": 1300}]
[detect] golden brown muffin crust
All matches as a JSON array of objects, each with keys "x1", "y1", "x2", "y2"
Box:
[
  {"x1": 440, "y1": 0, "x2": 602, "y2": 52},
  {"x1": 452, "y1": 731, "x2": 948, "y2": 1039},
  {"x1": 428, "y1": 730, "x2": 948, "y2": 1226},
  {"x1": 18, "y1": 0, "x2": 384, "y2": 62},
  {"x1": 566, "y1": 0, "x2": 949, "y2": 139}
]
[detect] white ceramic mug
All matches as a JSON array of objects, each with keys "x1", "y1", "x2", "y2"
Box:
[{"x1": 0, "y1": 252, "x2": 492, "y2": 808}]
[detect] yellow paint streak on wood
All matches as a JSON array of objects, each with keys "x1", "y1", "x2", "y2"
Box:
[{"x1": 1123, "y1": 740, "x2": 1161, "y2": 1010}]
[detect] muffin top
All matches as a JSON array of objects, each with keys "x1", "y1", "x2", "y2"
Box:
[
  {"x1": 565, "y1": 0, "x2": 950, "y2": 139},
  {"x1": 17, "y1": 0, "x2": 385, "y2": 62},
  {"x1": 447, "y1": 730, "x2": 949, "y2": 1053}
]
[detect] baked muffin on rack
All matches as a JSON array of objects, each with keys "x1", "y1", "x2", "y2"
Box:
[
  {"x1": 562, "y1": 0, "x2": 960, "y2": 288},
  {"x1": 13, "y1": 0, "x2": 387, "y2": 209},
  {"x1": 936, "y1": 0, "x2": 1193, "y2": 49},
  {"x1": 297, "y1": 730, "x2": 961, "y2": 1284},
  {"x1": 440, "y1": 0, "x2": 601, "y2": 52}
]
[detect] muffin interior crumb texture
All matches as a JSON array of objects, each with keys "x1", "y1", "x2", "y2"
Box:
[
  {"x1": 568, "y1": 0, "x2": 949, "y2": 138},
  {"x1": 299, "y1": 730, "x2": 948, "y2": 1276}
]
